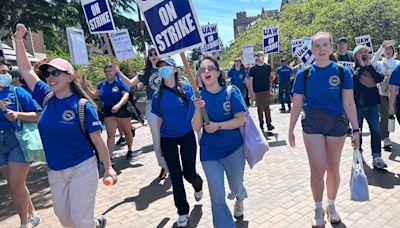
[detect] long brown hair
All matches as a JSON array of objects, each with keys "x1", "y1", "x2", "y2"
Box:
[{"x1": 71, "y1": 71, "x2": 97, "y2": 109}]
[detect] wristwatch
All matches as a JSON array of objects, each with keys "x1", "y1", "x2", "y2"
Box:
[{"x1": 352, "y1": 128, "x2": 360, "y2": 133}]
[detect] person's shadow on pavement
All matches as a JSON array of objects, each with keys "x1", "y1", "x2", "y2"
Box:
[
  {"x1": 102, "y1": 177, "x2": 172, "y2": 215},
  {"x1": 389, "y1": 142, "x2": 400, "y2": 163},
  {"x1": 364, "y1": 164, "x2": 400, "y2": 189}
]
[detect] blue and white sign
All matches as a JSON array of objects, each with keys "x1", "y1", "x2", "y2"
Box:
[
  {"x1": 295, "y1": 44, "x2": 315, "y2": 65},
  {"x1": 66, "y1": 27, "x2": 89, "y2": 65},
  {"x1": 109, "y1": 29, "x2": 136, "y2": 61},
  {"x1": 262, "y1": 25, "x2": 279, "y2": 54},
  {"x1": 81, "y1": 0, "x2": 116, "y2": 34},
  {"x1": 339, "y1": 61, "x2": 355, "y2": 69},
  {"x1": 355, "y1": 35, "x2": 373, "y2": 55},
  {"x1": 200, "y1": 24, "x2": 220, "y2": 54},
  {"x1": 137, "y1": 0, "x2": 205, "y2": 57},
  {"x1": 303, "y1": 37, "x2": 312, "y2": 47},
  {"x1": 291, "y1": 39, "x2": 303, "y2": 57}
]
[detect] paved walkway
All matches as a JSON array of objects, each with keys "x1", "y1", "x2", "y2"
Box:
[{"x1": 1, "y1": 105, "x2": 400, "y2": 228}]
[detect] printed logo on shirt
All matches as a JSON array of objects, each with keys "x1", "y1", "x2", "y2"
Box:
[
  {"x1": 223, "y1": 100, "x2": 231, "y2": 113},
  {"x1": 149, "y1": 72, "x2": 162, "y2": 91},
  {"x1": 92, "y1": 121, "x2": 102, "y2": 126},
  {"x1": 239, "y1": 74, "x2": 243, "y2": 79},
  {"x1": 62, "y1": 110, "x2": 75, "y2": 122},
  {"x1": 2, "y1": 98, "x2": 12, "y2": 106},
  {"x1": 112, "y1": 86, "x2": 120, "y2": 93},
  {"x1": 329, "y1": 75, "x2": 340, "y2": 87}
]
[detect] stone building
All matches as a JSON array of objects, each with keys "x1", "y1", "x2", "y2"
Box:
[{"x1": 233, "y1": 8, "x2": 278, "y2": 39}]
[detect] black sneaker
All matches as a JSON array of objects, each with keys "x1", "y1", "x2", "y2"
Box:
[
  {"x1": 267, "y1": 124, "x2": 275, "y2": 131},
  {"x1": 126, "y1": 150, "x2": 133, "y2": 160},
  {"x1": 96, "y1": 215, "x2": 107, "y2": 228},
  {"x1": 116, "y1": 136, "x2": 125, "y2": 145},
  {"x1": 259, "y1": 124, "x2": 264, "y2": 131},
  {"x1": 279, "y1": 108, "x2": 286, "y2": 112}
]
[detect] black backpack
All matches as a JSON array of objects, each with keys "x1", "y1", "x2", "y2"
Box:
[{"x1": 302, "y1": 64, "x2": 345, "y2": 97}]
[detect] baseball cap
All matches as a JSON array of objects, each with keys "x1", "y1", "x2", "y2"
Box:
[
  {"x1": 156, "y1": 57, "x2": 176, "y2": 67},
  {"x1": 353, "y1": 45, "x2": 369, "y2": 54},
  {"x1": 39, "y1": 58, "x2": 74, "y2": 75},
  {"x1": 337, "y1": 37, "x2": 348, "y2": 43},
  {"x1": 255, "y1": 51, "x2": 264, "y2": 56}
]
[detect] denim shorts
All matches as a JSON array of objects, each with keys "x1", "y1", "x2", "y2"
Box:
[
  {"x1": 301, "y1": 108, "x2": 348, "y2": 137},
  {"x1": 0, "y1": 129, "x2": 27, "y2": 167}
]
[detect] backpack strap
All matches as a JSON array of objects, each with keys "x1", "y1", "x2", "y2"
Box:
[
  {"x1": 42, "y1": 91, "x2": 55, "y2": 107},
  {"x1": 302, "y1": 66, "x2": 312, "y2": 97},
  {"x1": 338, "y1": 64, "x2": 345, "y2": 87},
  {"x1": 78, "y1": 98, "x2": 89, "y2": 134},
  {"x1": 226, "y1": 85, "x2": 233, "y2": 101}
]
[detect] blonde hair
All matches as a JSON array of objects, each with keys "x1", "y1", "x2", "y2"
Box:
[{"x1": 311, "y1": 32, "x2": 333, "y2": 47}]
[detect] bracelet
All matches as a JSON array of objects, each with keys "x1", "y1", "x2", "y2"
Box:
[
  {"x1": 352, "y1": 128, "x2": 360, "y2": 133},
  {"x1": 218, "y1": 124, "x2": 222, "y2": 130}
]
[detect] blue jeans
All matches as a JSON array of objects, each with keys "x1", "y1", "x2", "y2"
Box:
[
  {"x1": 357, "y1": 104, "x2": 381, "y2": 157},
  {"x1": 278, "y1": 83, "x2": 291, "y2": 107},
  {"x1": 201, "y1": 146, "x2": 247, "y2": 228}
]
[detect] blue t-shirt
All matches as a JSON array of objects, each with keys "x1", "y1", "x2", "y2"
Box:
[
  {"x1": 276, "y1": 66, "x2": 293, "y2": 85},
  {"x1": 0, "y1": 86, "x2": 41, "y2": 130},
  {"x1": 151, "y1": 82, "x2": 193, "y2": 138},
  {"x1": 227, "y1": 68, "x2": 247, "y2": 90},
  {"x1": 97, "y1": 76, "x2": 130, "y2": 107},
  {"x1": 33, "y1": 81, "x2": 102, "y2": 171},
  {"x1": 188, "y1": 85, "x2": 247, "y2": 161},
  {"x1": 389, "y1": 64, "x2": 400, "y2": 96},
  {"x1": 293, "y1": 61, "x2": 353, "y2": 116}
]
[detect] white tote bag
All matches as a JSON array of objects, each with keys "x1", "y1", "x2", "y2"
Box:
[{"x1": 350, "y1": 149, "x2": 369, "y2": 202}]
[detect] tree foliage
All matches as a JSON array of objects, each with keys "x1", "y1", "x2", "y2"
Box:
[{"x1": 221, "y1": 0, "x2": 400, "y2": 68}]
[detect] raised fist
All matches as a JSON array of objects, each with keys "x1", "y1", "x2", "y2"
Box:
[{"x1": 15, "y1": 24, "x2": 28, "y2": 40}]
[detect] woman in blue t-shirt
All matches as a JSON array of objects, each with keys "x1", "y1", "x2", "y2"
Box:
[
  {"x1": 289, "y1": 32, "x2": 360, "y2": 227},
  {"x1": 151, "y1": 57, "x2": 203, "y2": 228},
  {"x1": 84, "y1": 65, "x2": 134, "y2": 163},
  {"x1": 227, "y1": 58, "x2": 248, "y2": 100},
  {"x1": 0, "y1": 62, "x2": 42, "y2": 228},
  {"x1": 15, "y1": 23, "x2": 116, "y2": 228},
  {"x1": 190, "y1": 56, "x2": 247, "y2": 228}
]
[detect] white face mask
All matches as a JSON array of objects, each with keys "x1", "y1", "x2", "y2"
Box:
[{"x1": 0, "y1": 73, "x2": 12, "y2": 87}]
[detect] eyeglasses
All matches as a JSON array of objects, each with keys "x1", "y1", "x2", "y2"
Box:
[
  {"x1": 149, "y1": 52, "x2": 158, "y2": 57},
  {"x1": 44, "y1": 69, "x2": 67, "y2": 78},
  {"x1": 198, "y1": 65, "x2": 217, "y2": 74}
]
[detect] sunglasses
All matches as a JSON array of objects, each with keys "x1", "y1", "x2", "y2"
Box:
[
  {"x1": 44, "y1": 69, "x2": 67, "y2": 78},
  {"x1": 198, "y1": 65, "x2": 217, "y2": 74},
  {"x1": 149, "y1": 52, "x2": 158, "y2": 57}
]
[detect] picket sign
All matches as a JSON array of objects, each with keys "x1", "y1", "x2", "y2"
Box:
[{"x1": 137, "y1": 0, "x2": 210, "y2": 123}]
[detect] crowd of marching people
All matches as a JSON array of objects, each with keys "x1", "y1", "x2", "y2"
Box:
[{"x1": 2, "y1": 22, "x2": 400, "y2": 228}]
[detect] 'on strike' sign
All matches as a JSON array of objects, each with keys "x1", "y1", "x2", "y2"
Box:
[
  {"x1": 200, "y1": 24, "x2": 220, "y2": 54},
  {"x1": 137, "y1": 0, "x2": 205, "y2": 57},
  {"x1": 81, "y1": 0, "x2": 116, "y2": 34},
  {"x1": 263, "y1": 25, "x2": 279, "y2": 54}
]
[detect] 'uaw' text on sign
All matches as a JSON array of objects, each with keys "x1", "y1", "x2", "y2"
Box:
[
  {"x1": 263, "y1": 25, "x2": 279, "y2": 54},
  {"x1": 81, "y1": 0, "x2": 115, "y2": 34},
  {"x1": 355, "y1": 35, "x2": 373, "y2": 55},
  {"x1": 291, "y1": 39, "x2": 303, "y2": 57},
  {"x1": 295, "y1": 44, "x2": 315, "y2": 65},
  {"x1": 137, "y1": 0, "x2": 204, "y2": 57},
  {"x1": 200, "y1": 24, "x2": 220, "y2": 54}
]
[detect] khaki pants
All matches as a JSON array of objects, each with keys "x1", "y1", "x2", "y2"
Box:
[
  {"x1": 47, "y1": 156, "x2": 98, "y2": 228},
  {"x1": 255, "y1": 91, "x2": 272, "y2": 126}
]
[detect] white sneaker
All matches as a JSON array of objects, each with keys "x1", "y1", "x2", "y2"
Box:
[
  {"x1": 28, "y1": 213, "x2": 41, "y2": 227},
  {"x1": 312, "y1": 207, "x2": 325, "y2": 228},
  {"x1": 20, "y1": 224, "x2": 33, "y2": 228},
  {"x1": 326, "y1": 205, "x2": 341, "y2": 224},
  {"x1": 373, "y1": 157, "x2": 388, "y2": 169},
  {"x1": 233, "y1": 199, "x2": 244, "y2": 218},
  {"x1": 383, "y1": 137, "x2": 392, "y2": 147},
  {"x1": 176, "y1": 215, "x2": 189, "y2": 227},
  {"x1": 194, "y1": 190, "x2": 203, "y2": 202}
]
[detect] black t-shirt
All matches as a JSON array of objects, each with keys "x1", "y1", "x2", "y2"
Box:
[
  {"x1": 138, "y1": 67, "x2": 161, "y2": 99},
  {"x1": 249, "y1": 63, "x2": 271, "y2": 92},
  {"x1": 335, "y1": 51, "x2": 354, "y2": 62}
]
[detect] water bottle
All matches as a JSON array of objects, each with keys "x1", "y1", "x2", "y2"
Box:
[
  {"x1": 388, "y1": 115, "x2": 395, "y2": 132},
  {"x1": 103, "y1": 176, "x2": 113, "y2": 186}
]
